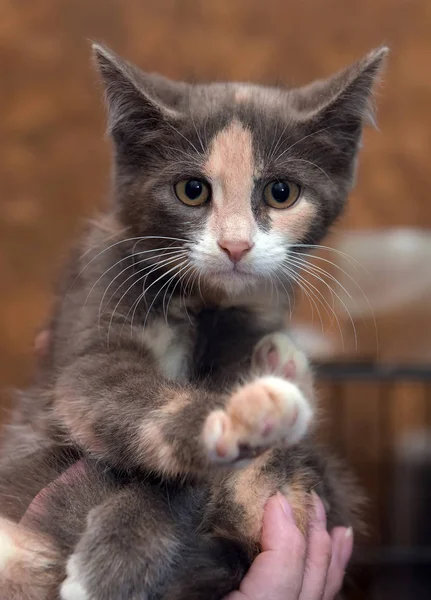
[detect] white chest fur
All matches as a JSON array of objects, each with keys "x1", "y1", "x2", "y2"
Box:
[{"x1": 141, "y1": 317, "x2": 192, "y2": 381}]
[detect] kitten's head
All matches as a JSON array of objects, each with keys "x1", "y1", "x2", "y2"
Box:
[{"x1": 93, "y1": 44, "x2": 387, "y2": 297}]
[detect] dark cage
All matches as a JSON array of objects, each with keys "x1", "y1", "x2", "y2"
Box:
[{"x1": 316, "y1": 362, "x2": 431, "y2": 600}]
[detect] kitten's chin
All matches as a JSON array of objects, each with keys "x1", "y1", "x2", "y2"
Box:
[{"x1": 202, "y1": 270, "x2": 260, "y2": 297}]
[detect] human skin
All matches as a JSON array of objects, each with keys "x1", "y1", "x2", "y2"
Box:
[
  {"x1": 20, "y1": 476, "x2": 351, "y2": 600},
  {"x1": 225, "y1": 493, "x2": 353, "y2": 600}
]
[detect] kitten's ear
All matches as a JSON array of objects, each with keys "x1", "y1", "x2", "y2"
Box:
[
  {"x1": 295, "y1": 46, "x2": 388, "y2": 145},
  {"x1": 92, "y1": 43, "x2": 183, "y2": 141}
]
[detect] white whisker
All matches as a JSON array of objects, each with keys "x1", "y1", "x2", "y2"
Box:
[
  {"x1": 135, "y1": 260, "x2": 189, "y2": 332},
  {"x1": 86, "y1": 246, "x2": 185, "y2": 310},
  {"x1": 286, "y1": 158, "x2": 335, "y2": 188},
  {"x1": 165, "y1": 121, "x2": 201, "y2": 156},
  {"x1": 295, "y1": 271, "x2": 344, "y2": 346},
  {"x1": 290, "y1": 243, "x2": 367, "y2": 272},
  {"x1": 197, "y1": 270, "x2": 204, "y2": 305},
  {"x1": 129, "y1": 256, "x2": 188, "y2": 330},
  {"x1": 78, "y1": 225, "x2": 129, "y2": 261},
  {"x1": 97, "y1": 248, "x2": 187, "y2": 324},
  {"x1": 273, "y1": 273, "x2": 292, "y2": 318},
  {"x1": 165, "y1": 263, "x2": 194, "y2": 325},
  {"x1": 288, "y1": 255, "x2": 353, "y2": 300},
  {"x1": 282, "y1": 264, "x2": 345, "y2": 347},
  {"x1": 283, "y1": 262, "x2": 350, "y2": 349},
  {"x1": 180, "y1": 264, "x2": 197, "y2": 325},
  {"x1": 159, "y1": 145, "x2": 201, "y2": 163},
  {"x1": 162, "y1": 269, "x2": 184, "y2": 324},
  {"x1": 291, "y1": 249, "x2": 377, "y2": 353},
  {"x1": 141, "y1": 261, "x2": 190, "y2": 335},
  {"x1": 281, "y1": 265, "x2": 324, "y2": 333},
  {"x1": 67, "y1": 235, "x2": 189, "y2": 295},
  {"x1": 188, "y1": 87, "x2": 205, "y2": 154},
  {"x1": 273, "y1": 128, "x2": 330, "y2": 162},
  {"x1": 106, "y1": 254, "x2": 187, "y2": 346},
  {"x1": 268, "y1": 120, "x2": 290, "y2": 163}
]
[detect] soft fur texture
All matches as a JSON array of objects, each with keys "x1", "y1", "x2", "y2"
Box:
[{"x1": 0, "y1": 44, "x2": 386, "y2": 599}]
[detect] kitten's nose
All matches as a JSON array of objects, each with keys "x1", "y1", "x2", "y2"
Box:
[{"x1": 218, "y1": 240, "x2": 253, "y2": 263}]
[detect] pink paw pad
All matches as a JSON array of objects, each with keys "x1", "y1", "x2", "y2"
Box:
[
  {"x1": 203, "y1": 375, "x2": 313, "y2": 466},
  {"x1": 283, "y1": 359, "x2": 297, "y2": 380},
  {"x1": 252, "y1": 332, "x2": 309, "y2": 386}
]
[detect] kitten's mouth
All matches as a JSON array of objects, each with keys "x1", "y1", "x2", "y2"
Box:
[
  {"x1": 204, "y1": 265, "x2": 259, "y2": 289},
  {"x1": 207, "y1": 264, "x2": 255, "y2": 277}
]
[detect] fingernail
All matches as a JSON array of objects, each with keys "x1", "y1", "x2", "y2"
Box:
[
  {"x1": 276, "y1": 492, "x2": 294, "y2": 522},
  {"x1": 340, "y1": 527, "x2": 354, "y2": 567},
  {"x1": 311, "y1": 491, "x2": 327, "y2": 525}
]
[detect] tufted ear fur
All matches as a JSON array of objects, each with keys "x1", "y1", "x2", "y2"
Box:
[
  {"x1": 92, "y1": 43, "x2": 188, "y2": 145},
  {"x1": 293, "y1": 47, "x2": 388, "y2": 154},
  {"x1": 283, "y1": 46, "x2": 388, "y2": 190},
  {"x1": 295, "y1": 47, "x2": 388, "y2": 123}
]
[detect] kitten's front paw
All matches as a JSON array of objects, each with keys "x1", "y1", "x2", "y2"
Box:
[
  {"x1": 252, "y1": 332, "x2": 311, "y2": 388},
  {"x1": 203, "y1": 376, "x2": 313, "y2": 464}
]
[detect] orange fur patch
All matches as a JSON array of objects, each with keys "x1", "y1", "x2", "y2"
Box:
[
  {"x1": 271, "y1": 198, "x2": 317, "y2": 243},
  {"x1": 56, "y1": 393, "x2": 107, "y2": 455},
  {"x1": 230, "y1": 454, "x2": 272, "y2": 542},
  {"x1": 281, "y1": 475, "x2": 312, "y2": 536},
  {"x1": 160, "y1": 391, "x2": 192, "y2": 416},
  {"x1": 229, "y1": 464, "x2": 312, "y2": 544},
  {"x1": 140, "y1": 419, "x2": 181, "y2": 476},
  {"x1": 204, "y1": 120, "x2": 258, "y2": 244}
]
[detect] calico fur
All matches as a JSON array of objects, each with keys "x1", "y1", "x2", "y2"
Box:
[{"x1": 0, "y1": 44, "x2": 386, "y2": 599}]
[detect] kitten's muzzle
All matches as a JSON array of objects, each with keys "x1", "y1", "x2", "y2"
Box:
[{"x1": 217, "y1": 240, "x2": 254, "y2": 264}]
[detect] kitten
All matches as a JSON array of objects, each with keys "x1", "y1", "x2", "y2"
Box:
[{"x1": 0, "y1": 44, "x2": 387, "y2": 599}]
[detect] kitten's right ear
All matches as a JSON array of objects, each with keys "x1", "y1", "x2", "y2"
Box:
[{"x1": 92, "y1": 43, "x2": 179, "y2": 141}]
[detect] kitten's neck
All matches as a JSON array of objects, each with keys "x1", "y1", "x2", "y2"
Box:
[{"x1": 183, "y1": 283, "x2": 288, "y2": 331}]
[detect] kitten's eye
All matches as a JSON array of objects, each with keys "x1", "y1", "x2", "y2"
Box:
[
  {"x1": 264, "y1": 181, "x2": 301, "y2": 209},
  {"x1": 175, "y1": 178, "x2": 211, "y2": 206}
]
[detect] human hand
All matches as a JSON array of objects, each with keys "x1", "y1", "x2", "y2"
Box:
[{"x1": 225, "y1": 493, "x2": 353, "y2": 600}]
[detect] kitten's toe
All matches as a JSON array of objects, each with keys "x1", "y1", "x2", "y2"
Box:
[
  {"x1": 204, "y1": 409, "x2": 241, "y2": 463},
  {"x1": 253, "y1": 332, "x2": 310, "y2": 384},
  {"x1": 203, "y1": 376, "x2": 313, "y2": 465}
]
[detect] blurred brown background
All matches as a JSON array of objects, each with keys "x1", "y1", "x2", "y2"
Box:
[{"x1": 1, "y1": 1, "x2": 431, "y2": 597}]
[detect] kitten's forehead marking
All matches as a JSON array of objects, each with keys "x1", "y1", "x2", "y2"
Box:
[
  {"x1": 204, "y1": 119, "x2": 255, "y2": 189},
  {"x1": 204, "y1": 120, "x2": 258, "y2": 241}
]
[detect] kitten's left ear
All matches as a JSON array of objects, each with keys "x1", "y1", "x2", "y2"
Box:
[
  {"x1": 295, "y1": 46, "x2": 388, "y2": 146},
  {"x1": 92, "y1": 43, "x2": 186, "y2": 143}
]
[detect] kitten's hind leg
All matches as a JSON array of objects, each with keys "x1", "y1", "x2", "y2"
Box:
[
  {"x1": 0, "y1": 444, "x2": 81, "y2": 522},
  {"x1": 60, "y1": 485, "x2": 181, "y2": 600}
]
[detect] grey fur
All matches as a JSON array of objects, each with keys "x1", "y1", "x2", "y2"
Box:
[{"x1": 0, "y1": 44, "x2": 387, "y2": 599}]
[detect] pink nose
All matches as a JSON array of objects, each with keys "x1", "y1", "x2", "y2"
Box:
[{"x1": 218, "y1": 240, "x2": 253, "y2": 263}]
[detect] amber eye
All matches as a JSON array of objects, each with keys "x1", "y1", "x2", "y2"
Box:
[
  {"x1": 264, "y1": 181, "x2": 301, "y2": 209},
  {"x1": 174, "y1": 178, "x2": 211, "y2": 206}
]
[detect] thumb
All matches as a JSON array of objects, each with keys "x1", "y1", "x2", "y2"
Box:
[{"x1": 228, "y1": 494, "x2": 307, "y2": 600}]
